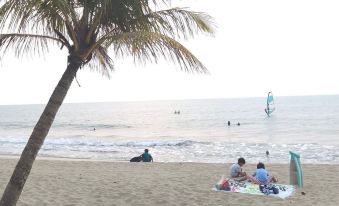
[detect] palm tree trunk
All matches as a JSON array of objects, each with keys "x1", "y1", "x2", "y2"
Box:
[{"x1": 0, "y1": 58, "x2": 82, "y2": 206}]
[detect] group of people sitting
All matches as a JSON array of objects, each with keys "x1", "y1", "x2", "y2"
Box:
[
  {"x1": 230, "y1": 157, "x2": 278, "y2": 185},
  {"x1": 132, "y1": 152, "x2": 278, "y2": 186}
]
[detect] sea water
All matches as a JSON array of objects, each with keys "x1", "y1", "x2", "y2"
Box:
[{"x1": 1, "y1": 95, "x2": 339, "y2": 164}]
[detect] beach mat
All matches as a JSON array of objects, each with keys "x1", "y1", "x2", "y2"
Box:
[{"x1": 213, "y1": 179, "x2": 294, "y2": 199}]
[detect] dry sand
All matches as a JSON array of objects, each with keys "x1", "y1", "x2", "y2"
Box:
[{"x1": 1, "y1": 158, "x2": 339, "y2": 206}]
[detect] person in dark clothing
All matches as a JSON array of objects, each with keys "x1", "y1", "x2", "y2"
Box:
[{"x1": 142, "y1": 149, "x2": 153, "y2": 162}]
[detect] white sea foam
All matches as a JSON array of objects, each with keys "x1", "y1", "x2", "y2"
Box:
[{"x1": 0, "y1": 136, "x2": 338, "y2": 163}]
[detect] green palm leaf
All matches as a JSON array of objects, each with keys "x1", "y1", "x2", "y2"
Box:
[
  {"x1": 104, "y1": 31, "x2": 208, "y2": 73},
  {"x1": 87, "y1": 45, "x2": 114, "y2": 78},
  {"x1": 0, "y1": 33, "x2": 62, "y2": 58},
  {"x1": 0, "y1": 0, "x2": 215, "y2": 74}
]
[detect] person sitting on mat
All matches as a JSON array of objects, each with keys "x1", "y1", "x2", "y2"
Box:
[
  {"x1": 247, "y1": 162, "x2": 278, "y2": 184},
  {"x1": 230, "y1": 157, "x2": 247, "y2": 181}
]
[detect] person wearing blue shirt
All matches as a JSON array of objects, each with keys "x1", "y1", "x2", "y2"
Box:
[
  {"x1": 141, "y1": 149, "x2": 153, "y2": 162},
  {"x1": 248, "y1": 162, "x2": 278, "y2": 185}
]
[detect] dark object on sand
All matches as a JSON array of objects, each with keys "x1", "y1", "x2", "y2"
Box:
[
  {"x1": 218, "y1": 180, "x2": 231, "y2": 191},
  {"x1": 130, "y1": 156, "x2": 142, "y2": 162},
  {"x1": 259, "y1": 185, "x2": 279, "y2": 195},
  {"x1": 301, "y1": 192, "x2": 306, "y2": 195}
]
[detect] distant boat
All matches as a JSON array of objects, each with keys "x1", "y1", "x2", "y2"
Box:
[{"x1": 265, "y1": 91, "x2": 275, "y2": 116}]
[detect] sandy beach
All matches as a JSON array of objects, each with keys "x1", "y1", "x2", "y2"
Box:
[{"x1": 0, "y1": 158, "x2": 338, "y2": 206}]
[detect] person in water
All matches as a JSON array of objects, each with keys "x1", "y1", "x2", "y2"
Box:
[
  {"x1": 237, "y1": 122, "x2": 240, "y2": 126},
  {"x1": 227, "y1": 121, "x2": 231, "y2": 126},
  {"x1": 141, "y1": 149, "x2": 153, "y2": 162}
]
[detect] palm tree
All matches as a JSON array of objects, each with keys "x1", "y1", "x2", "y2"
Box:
[{"x1": 0, "y1": 0, "x2": 214, "y2": 205}]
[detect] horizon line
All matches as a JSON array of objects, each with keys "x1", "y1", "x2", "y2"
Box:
[{"x1": 1, "y1": 93, "x2": 338, "y2": 106}]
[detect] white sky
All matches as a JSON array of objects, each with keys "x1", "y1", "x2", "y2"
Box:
[{"x1": 1, "y1": 0, "x2": 339, "y2": 105}]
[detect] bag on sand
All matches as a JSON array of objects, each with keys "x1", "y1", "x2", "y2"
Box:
[
  {"x1": 216, "y1": 176, "x2": 231, "y2": 191},
  {"x1": 130, "y1": 156, "x2": 142, "y2": 162}
]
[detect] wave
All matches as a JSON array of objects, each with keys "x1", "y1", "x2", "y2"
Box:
[
  {"x1": 1, "y1": 136, "x2": 339, "y2": 164},
  {"x1": 0, "y1": 122, "x2": 133, "y2": 131},
  {"x1": 43, "y1": 139, "x2": 199, "y2": 147},
  {"x1": 0, "y1": 137, "x2": 201, "y2": 148},
  {"x1": 0, "y1": 122, "x2": 34, "y2": 129},
  {"x1": 53, "y1": 123, "x2": 132, "y2": 130}
]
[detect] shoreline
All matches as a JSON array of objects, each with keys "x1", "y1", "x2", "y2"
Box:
[
  {"x1": 0, "y1": 155, "x2": 337, "y2": 165},
  {"x1": 1, "y1": 158, "x2": 339, "y2": 205}
]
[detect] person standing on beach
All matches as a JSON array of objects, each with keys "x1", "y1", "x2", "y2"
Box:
[
  {"x1": 142, "y1": 149, "x2": 153, "y2": 162},
  {"x1": 230, "y1": 157, "x2": 247, "y2": 181}
]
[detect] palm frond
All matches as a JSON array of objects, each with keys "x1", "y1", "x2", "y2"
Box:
[
  {"x1": 85, "y1": 7, "x2": 215, "y2": 67},
  {"x1": 133, "y1": 7, "x2": 215, "y2": 39},
  {"x1": 94, "y1": 5, "x2": 215, "y2": 42},
  {"x1": 0, "y1": 0, "x2": 35, "y2": 32},
  {"x1": 86, "y1": 45, "x2": 114, "y2": 78},
  {"x1": 98, "y1": 0, "x2": 152, "y2": 31},
  {"x1": 104, "y1": 31, "x2": 208, "y2": 74},
  {"x1": 0, "y1": 33, "x2": 62, "y2": 59},
  {"x1": 0, "y1": 0, "x2": 215, "y2": 76},
  {"x1": 32, "y1": 0, "x2": 79, "y2": 49},
  {"x1": 0, "y1": 0, "x2": 78, "y2": 49},
  {"x1": 35, "y1": 1, "x2": 78, "y2": 32}
]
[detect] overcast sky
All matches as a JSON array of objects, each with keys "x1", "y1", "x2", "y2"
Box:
[{"x1": 1, "y1": 0, "x2": 339, "y2": 105}]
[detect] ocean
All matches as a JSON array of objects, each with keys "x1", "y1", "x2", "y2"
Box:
[{"x1": 1, "y1": 95, "x2": 339, "y2": 164}]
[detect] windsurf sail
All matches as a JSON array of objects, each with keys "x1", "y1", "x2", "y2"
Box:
[{"x1": 265, "y1": 92, "x2": 275, "y2": 116}]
